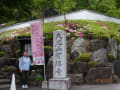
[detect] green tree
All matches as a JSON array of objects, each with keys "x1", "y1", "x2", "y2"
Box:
[
  {"x1": 32, "y1": 0, "x2": 54, "y2": 22},
  {"x1": 0, "y1": 0, "x2": 33, "y2": 23},
  {"x1": 54, "y1": 0, "x2": 76, "y2": 24},
  {"x1": 97, "y1": 0, "x2": 116, "y2": 13},
  {"x1": 75, "y1": 0, "x2": 89, "y2": 10},
  {"x1": 87, "y1": 0, "x2": 103, "y2": 10},
  {"x1": 116, "y1": 0, "x2": 120, "y2": 8}
]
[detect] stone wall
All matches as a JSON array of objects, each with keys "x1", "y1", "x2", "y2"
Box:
[
  {"x1": 47, "y1": 37, "x2": 120, "y2": 84},
  {"x1": 0, "y1": 37, "x2": 120, "y2": 85}
]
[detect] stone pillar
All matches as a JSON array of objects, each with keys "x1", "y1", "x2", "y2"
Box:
[{"x1": 49, "y1": 30, "x2": 71, "y2": 90}]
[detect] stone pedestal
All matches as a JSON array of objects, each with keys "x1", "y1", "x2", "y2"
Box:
[
  {"x1": 42, "y1": 80, "x2": 48, "y2": 88},
  {"x1": 49, "y1": 78, "x2": 71, "y2": 90},
  {"x1": 49, "y1": 30, "x2": 71, "y2": 90}
]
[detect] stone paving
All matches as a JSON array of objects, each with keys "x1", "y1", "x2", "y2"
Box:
[
  {"x1": 70, "y1": 84, "x2": 120, "y2": 90},
  {"x1": 1, "y1": 84, "x2": 120, "y2": 90}
]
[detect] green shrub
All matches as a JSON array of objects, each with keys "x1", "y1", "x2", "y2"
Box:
[
  {"x1": 31, "y1": 65, "x2": 43, "y2": 70},
  {"x1": 67, "y1": 44, "x2": 72, "y2": 52},
  {"x1": 16, "y1": 49, "x2": 21, "y2": 57},
  {"x1": 88, "y1": 61, "x2": 99, "y2": 68},
  {"x1": 0, "y1": 51, "x2": 5, "y2": 57},
  {"x1": 1, "y1": 20, "x2": 120, "y2": 43},
  {"x1": 72, "y1": 69, "x2": 80, "y2": 74},
  {"x1": 1, "y1": 66, "x2": 17, "y2": 73},
  {"x1": 73, "y1": 53, "x2": 90, "y2": 63},
  {"x1": 117, "y1": 55, "x2": 120, "y2": 60},
  {"x1": 108, "y1": 53, "x2": 115, "y2": 62},
  {"x1": 32, "y1": 75, "x2": 44, "y2": 82},
  {"x1": 44, "y1": 33, "x2": 53, "y2": 40},
  {"x1": 44, "y1": 46, "x2": 53, "y2": 50},
  {"x1": 113, "y1": 36, "x2": 120, "y2": 44}
]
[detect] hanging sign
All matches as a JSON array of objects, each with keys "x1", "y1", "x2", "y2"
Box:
[{"x1": 30, "y1": 21, "x2": 45, "y2": 65}]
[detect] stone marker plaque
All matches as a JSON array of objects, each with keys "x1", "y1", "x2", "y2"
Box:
[
  {"x1": 49, "y1": 30, "x2": 71, "y2": 90},
  {"x1": 53, "y1": 30, "x2": 67, "y2": 78}
]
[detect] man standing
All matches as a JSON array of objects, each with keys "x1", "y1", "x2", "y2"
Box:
[{"x1": 19, "y1": 51, "x2": 32, "y2": 88}]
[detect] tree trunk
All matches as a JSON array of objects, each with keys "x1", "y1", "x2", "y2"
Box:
[
  {"x1": 96, "y1": 0, "x2": 102, "y2": 10},
  {"x1": 64, "y1": 12, "x2": 67, "y2": 25}
]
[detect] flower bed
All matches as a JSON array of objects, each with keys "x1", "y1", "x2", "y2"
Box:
[{"x1": 0, "y1": 20, "x2": 120, "y2": 43}]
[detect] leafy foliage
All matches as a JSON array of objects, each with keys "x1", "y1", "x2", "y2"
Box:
[
  {"x1": 32, "y1": 75, "x2": 44, "y2": 82},
  {"x1": 88, "y1": 61, "x2": 99, "y2": 68},
  {"x1": 73, "y1": 53, "x2": 91, "y2": 63},
  {"x1": 54, "y1": 0, "x2": 76, "y2": 14},
  {"x1": 1, "y1": 0, "x2": 120, "y2": 24},
  {"x1": 1, "y1": 66, "x2": 17, "y2": 73},
  {"x1": 44, "y1": 46, "x2": 53, "y2": 50},
  {"x1": 16, "y1": 49, "x2": 21, "y2": 57},
  {"x1": 117, "y1": 55, "x2": 120, "y2": 60},
  {"x1": 0, "y1": 51, "x2": 5, "y2": 57},
  {"x1": 108, "y1": 53, "x2": 115, "y2": 62},
  {"x1": 1, "y1": 20, "x2": 120, "y2": 43}
]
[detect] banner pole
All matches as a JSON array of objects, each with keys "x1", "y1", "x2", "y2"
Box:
[
  {"x1": 42, "y1": 21, "x2": 46, "y2": 81},
  {"x1": 44, "y1": 64, "x2": 46, "y2": 81}
]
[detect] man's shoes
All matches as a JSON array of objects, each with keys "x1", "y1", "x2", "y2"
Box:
[
  {"x1": 22, "y1": 85, "x2": 25, "y2": 88},
  {"x1": 24, "y1": 84, "x2": 28, "y2": 88}
]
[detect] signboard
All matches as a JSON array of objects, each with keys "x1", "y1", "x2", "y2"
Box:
[{"x1": 30, "y1": 21, "x2": 45, "y2": 65}]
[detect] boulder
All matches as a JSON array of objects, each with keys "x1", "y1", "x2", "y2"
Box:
[
  {"x1": 0, "y1": 57, "x2": 17, "y2": 67},
  {"x1": 46, "y1": 56, "x2": 53, "y2": 79},
  {"x1": 74, "y1": 61, "x2": 88, "y2": 74},
  {"x1": 44, "y1": 48, "x2": 53, "y2": 64},
  {"x1": 90, "y1": 48, "x2": 108, "y2": 64},
  {"x1": 112, "y1": 74, "x2": 120, "y2": 83},
  {"x1": 117, "y1": 45, "x2": 120, "y2": 55},
  {"x1": 67, "y1": 54, "x2": 73, "y2": 74},
  {"x1": 0, "y1": 43, "x2": 2, "y2": 51},
  {"x1": 0, "y1": 57, "x2": 9, "y2": 66},
  {"x1": 85, "y1": 67, "x2": 112, "y2": 84},
  {"x1": 107, "y1": 38, "x2": 117, "y2": 59},
  {"x1": 89, "y1": 39, "x2": 107, "y2": 51},
  {"x1": 71, "y1": 38, "x2": 88, "y2": 59},
  {"x1": 113, "y1": 60, "x2": 120, "y2": 78},
  {"x1": 68, "y1": 74, "x2": 84, "y2": 85},
  {"x1": 1, "y1": 45, "x2": 13, "y2": 57}
]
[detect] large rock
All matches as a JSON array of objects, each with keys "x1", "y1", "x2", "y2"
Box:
[
  {"x1": 67, "y1": 54, "x2": 73, "y2": 74},
  {"x1": 113, "y1": 60, "x2": 120, "y2": 78},
  {"x1": 71, "y1": 38, "x2": 88, "y2": 59},
  {"x1": 112, "y1": 74, "x2": 120, "y2": 83},
  {"x1": 1, "y1": 45, "x2": 13, "y2": 57},
  {"x1": 90, "y1": 48, "x2": 108, "y2": 64},
  {"x1": 0, "y1": 57, "x2": 9, "y2": 66},
  {"x1": 117, "y1": 45, "x2": 120, "y2": 55},
  {"x1": 85, "y1": 67, "x2": 112, "y2": 84},
  {"x1": 46, "y1": 56, "x2": 53, "y2": 79},
  {"x1": 44, "y1": 48, "x2": 53, "y2": 64},
  {"x1": 89, "y1": 39, "x2": 107, "y2": 51},
  {"x1": 0, "y1": 57, "x2": 16, "y2": 66},
  {"x1": 0, "y1": 43, "x2": 2, "y2": 51},
  {"x1": 74, "y1": 61, "x2": 88, "y2": 74},
  {"x1": 107, "y1": 38, "x2": 117, "y2": 59},
  {"x1": 68, "y1": 74, "x2": 84, "y2": 85}
]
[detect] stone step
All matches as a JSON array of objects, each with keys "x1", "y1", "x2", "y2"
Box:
[
  {"x1": 0, "y1": 72, "x2": 9, "y2": 76},
  {"x1": 0, "y1": 75, "x2": 5, "y2": 79},
  {"x1": 0, "y1": 79, "x2": 10, "y2": 84},
  {"x1": 0, "y1": 84, "x2": 10, "y2": 89}
]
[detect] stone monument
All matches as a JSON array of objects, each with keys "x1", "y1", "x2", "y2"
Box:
[{"x1": 49, "y1": 30, "x2": 71, "y2": 90}]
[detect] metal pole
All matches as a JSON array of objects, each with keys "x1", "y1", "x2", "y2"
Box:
[{"x1": 42, "y1": 21, "x2": 46, "y2": 81}]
